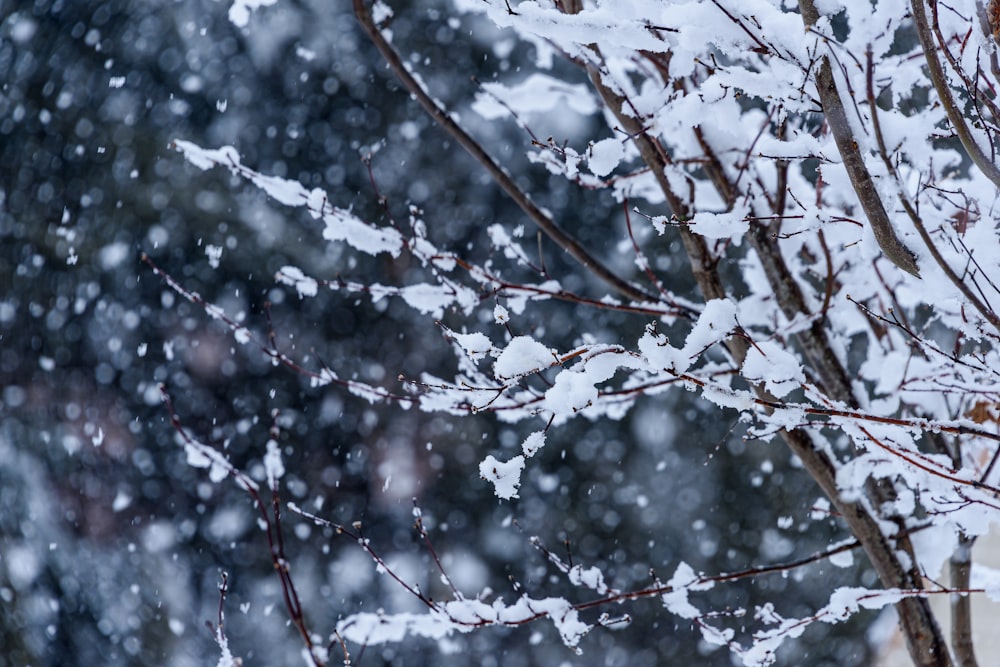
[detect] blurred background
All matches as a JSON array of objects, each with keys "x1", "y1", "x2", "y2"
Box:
[{"x1": 1, "y1": 1, "x2": 873, "y2": 664}]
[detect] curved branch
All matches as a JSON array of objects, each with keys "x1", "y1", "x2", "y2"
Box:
[
  {"x1": 911, "y1": 0, "x2": 1000, "y2": 187},
  {"x1": 352, "y1": 0, "x2": 656, "y2": 304},
  {"x1": 863, "y1": 50, "x2": 1000, "y2": 332},
  {"x1": 796, "y1": 4, "x2": 921, "y2": 274}
]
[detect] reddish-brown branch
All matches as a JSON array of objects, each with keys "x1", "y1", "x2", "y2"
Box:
[{"x1": 160, "y1": 389, "x2": 322, "y2": 665}]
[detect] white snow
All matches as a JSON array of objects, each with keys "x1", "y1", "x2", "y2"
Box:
[
  {"x1": 263, "y1": 438, "x2": 284, "y2": 490},
  {"x1": 520, "y1": 431, "x2": 546, "y2": 457},
  {"x1": 479, "y1": 454, "x2": 525, "y2": 500},
  {"x1": 568, "y1": 564, "x2": 609, "y2": 594},
  {"x1": 493, "y1": 336, "x2": 553, "y2": 381},
  {"x1": 112, "y1": 490, "x2": 132, "y2": 512},
  {"x1": 471, "y1": 73, "x2": 598, "y2": 120},
  {"x1": 452, "y1": 331, "x2": 493, "y2": 361},
  {"x1": 205, "y1": 244, "x2": 223, "y2": 269},
  {"x1": 276, "y1": 266, "x2": 318, "y2": 298},
  {"x1": 98, "y1": 241, "x2": 130, "y2": 270},
  {"x1": 661, "y1": 562, "x2": 709, "y2": 620},
  {"x1": 588, "y1": 138, "x2": 624, "y2": 177},
  {"x1": 741, "y1": 341, "x2": 805, "y2": 398},
  {"x1": 228, "y1": 0, "x2": 278, "y2": 27}
]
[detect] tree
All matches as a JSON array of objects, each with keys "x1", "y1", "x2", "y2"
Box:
[{"x1": 156, "y1": 0, "x2": 1000, "y2": 665}]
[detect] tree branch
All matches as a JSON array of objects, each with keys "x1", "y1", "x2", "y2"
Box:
[
  {"x1": 911, "y1": 0, "x2": 1000, "y2": 188},
  {"x1": 586, "y1": 4, "x2": 953, "y2": 661},
  {"x1": 352, "y1": 0, "x2": 656, "y2": 304},
  {"x1": 798, "y1": 0, "x2": 922, "y2": 276},
  {"x1": 863, "y1": 48, "x2": 1000, "y2": 332},
  {"x1": 951, "y1": 533, "x2": 979, "y2": 667}
]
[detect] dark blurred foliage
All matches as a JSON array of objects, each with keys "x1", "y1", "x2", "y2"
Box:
[{"x1": 0, "y1": 1, "x2": 874, "y2": 665}]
